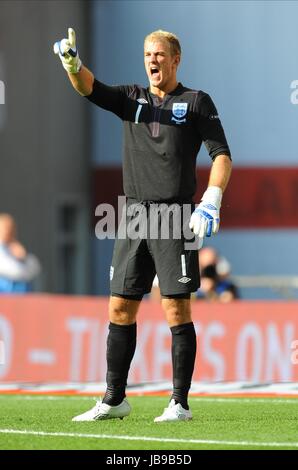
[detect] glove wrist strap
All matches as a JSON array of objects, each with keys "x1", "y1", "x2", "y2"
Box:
[{"x1": 201, "y1": 186, "x2": 222, "y2": 209}]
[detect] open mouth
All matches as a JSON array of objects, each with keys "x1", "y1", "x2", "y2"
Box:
[{"x1": 150, "y1": 67, "x2": 160, "y2": 77}]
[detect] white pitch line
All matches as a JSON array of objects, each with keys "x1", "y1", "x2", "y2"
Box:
[
  {"x1": 192, "y1": 397, "x2": 298, "y2": 404},
  {"x1": 0, "y1": 429, "x2": 297, "y2": 448}
]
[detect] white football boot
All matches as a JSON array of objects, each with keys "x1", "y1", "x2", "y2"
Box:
[
  {"x1": 72, "y1": 398, "x2": 131, "y2": 422},
  {"x1": 154, "y1": 399, "x2": 192, "y2": 423}
]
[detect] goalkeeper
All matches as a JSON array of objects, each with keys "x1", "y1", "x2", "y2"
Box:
[{"x1": 54, "y1": 28, "x2": 232, "y2": 422}]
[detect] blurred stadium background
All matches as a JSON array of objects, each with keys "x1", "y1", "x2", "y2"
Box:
[
  {"x1": 0, "y1": 1, "x2": 298, "y2": 391},
  {"x1": 1, "y1": 0, "x2": 298, "y2": 299}
]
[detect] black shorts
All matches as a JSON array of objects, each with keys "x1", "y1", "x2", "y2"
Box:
[{"x1": 110, "y1": 198, "x2": 200, "y2": 297}]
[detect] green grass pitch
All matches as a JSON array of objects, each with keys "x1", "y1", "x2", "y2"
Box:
[{"x1": 0, "y1": 395, "x2": 297, "y2": 450}]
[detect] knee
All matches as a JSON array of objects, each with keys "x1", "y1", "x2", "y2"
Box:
[
  {"x1": 109, "y1": 297, "x2": 139, "y2": 325},
  {"x1": 164, "y1": 308, "x2": 192, "y2": 327},
  {"x1": 164, "y1": 306, "x2": 181, "y2": 325},
  {"x1": 162, "y1": 299, "x2": 192, "y2": 327},
  {"x1": 109, "y1": 308, "x2": 133, "y2": 325}
]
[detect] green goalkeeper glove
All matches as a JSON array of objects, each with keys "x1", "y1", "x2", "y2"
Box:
[{"x1": 53, "y1": 28, "x2": 82, "y2": 74}]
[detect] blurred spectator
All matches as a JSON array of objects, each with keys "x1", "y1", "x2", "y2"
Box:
[
  {"x1": 0, "y1": 213, "x2": 41, "y2": 293},
  {"x1": 196, "y1": 246, "x2": 239, "y2": 302}
]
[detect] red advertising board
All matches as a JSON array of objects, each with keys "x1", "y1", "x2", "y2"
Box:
[
  {"x1": 0, "y1": 295, "x2": 297, "y2": 383},
  {"x1": 94, "y1": 166, "x2": 298, "y2": 228}
]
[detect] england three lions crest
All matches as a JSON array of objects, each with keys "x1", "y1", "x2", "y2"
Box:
[{"x1": 172, "y1": 103, "x2": 188, "y2": 124}]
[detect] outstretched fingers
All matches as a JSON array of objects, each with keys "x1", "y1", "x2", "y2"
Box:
[{"x1": 68, "y1": 28, "x2": 76, "y2": 49}]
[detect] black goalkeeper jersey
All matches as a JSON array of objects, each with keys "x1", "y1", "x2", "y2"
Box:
[{"x1": 87, "y1": 80, "x2": 231, "y2": 202}]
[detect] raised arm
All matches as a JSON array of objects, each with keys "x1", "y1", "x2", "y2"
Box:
[{"x1": 53, "y1": 28, "x2": 94, "y2": 96}]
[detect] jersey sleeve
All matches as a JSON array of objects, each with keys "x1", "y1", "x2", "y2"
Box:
[
  {"x1": 85, "y1": 79, "x2": 133, "y2": 120},
  {"x1": 196, "y1": 93, "x2": 231, "y2": 161}
]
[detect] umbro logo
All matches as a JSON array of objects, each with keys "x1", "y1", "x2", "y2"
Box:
[
  {"x1": 178, "y1": 277, "x2": 191, "y2": 284},
  {"x1": 137, "y1": 98, "x2": 148, "y2": 104}
]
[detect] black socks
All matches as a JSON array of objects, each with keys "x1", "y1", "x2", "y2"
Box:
[
  {"x1": 103, "y1": 322, "x2": 137, "y2": 406},
  {"x1": 170, "y1": 322, "x2": 197, "y2": 410},
  {"x1": 103, "y1": 321, "x2": 196, "y2": 410}
]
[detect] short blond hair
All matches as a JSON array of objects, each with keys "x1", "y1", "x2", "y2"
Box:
[{"x1": 144, "y1": 30, "x2": 181, "y2": 57}]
